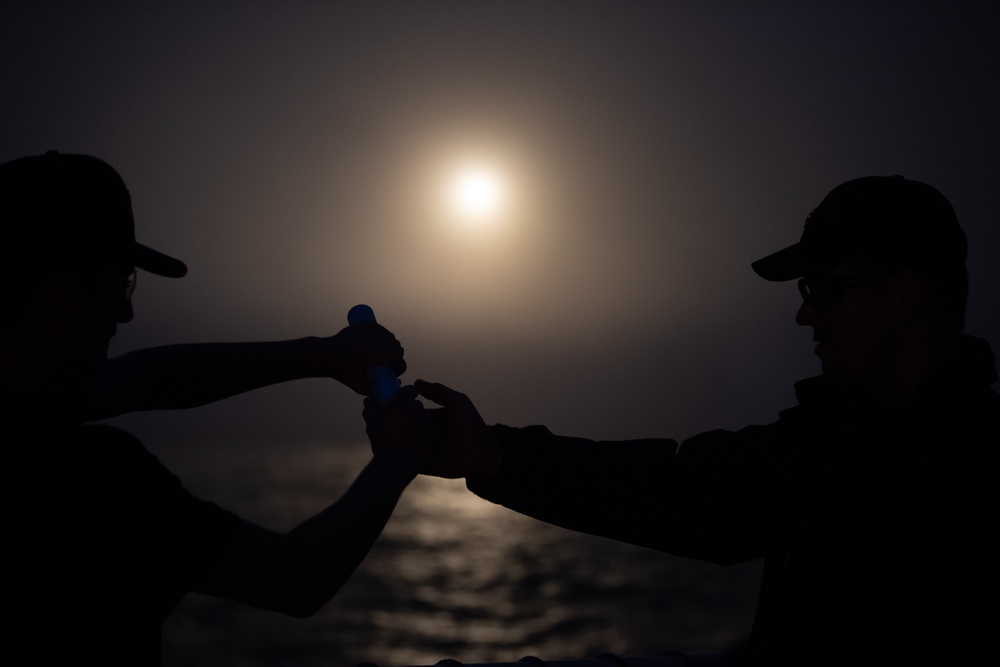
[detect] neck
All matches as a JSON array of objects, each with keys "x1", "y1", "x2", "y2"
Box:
[{"x1": 862, "y1": 327, "x2": 956, "y2": 410}]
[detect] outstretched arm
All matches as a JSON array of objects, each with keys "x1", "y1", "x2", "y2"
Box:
[
  {"x1": 412, "y1": 379, "x2": 770, "y2": 564},
  {"x1": 85, "y1": 321, "x2": 405, "y2": 421},
  {"x1": 195, "y1": 385, "x2": 440, "y2": 617}
]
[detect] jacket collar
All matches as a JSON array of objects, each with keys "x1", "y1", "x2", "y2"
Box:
[{"x1": 792, "y1": 335, "x2": 997, "y2": 410}]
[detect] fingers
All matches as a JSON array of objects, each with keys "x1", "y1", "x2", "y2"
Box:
[
  {"x1": 340, "y1": 320, "x2": 404, "y2": 351},
  {"x1": 363, "y1": 385, "x2": 423, "y2": 442},
  {"x1": 392, "y1": 355, "x2": 407, "y2": 377},
  {"x1": 386, "y1": 384, "x2": 419, "y2": 405},
  {"x1": 356, "y1": 322, "x2": 406, "y2": 373},
  {"x1": 362, "y1": 397, "x2": 380, "y2": 437},
  {"x1": 363, "y1": 384, "x2": 416, "y2": 422},
  {"x1": 414, "y1": 379, "x2": 469, "y2": 407}
]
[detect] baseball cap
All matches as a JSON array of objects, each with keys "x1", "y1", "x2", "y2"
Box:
[
  {"x1": 0, "y1": 151, "x2": 187, "y2": 278},
  {"x1": 751, "y1": 175, "x2": 966, "y2": 282}
]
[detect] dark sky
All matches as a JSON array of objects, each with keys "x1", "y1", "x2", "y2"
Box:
[{"x1": 4, "y1": 1, "x2": 1000, "y2": 452}]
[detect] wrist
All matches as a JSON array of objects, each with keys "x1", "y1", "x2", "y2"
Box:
[
  {"x1": 301, "y1": 336, "x2": 340, "y2": 378},
  {"x1": 474, "y1": 429, "x2": 504, "y2": 480},
  {"x1": 366, "y1": 454, "x2": 419, "y2": 487}
]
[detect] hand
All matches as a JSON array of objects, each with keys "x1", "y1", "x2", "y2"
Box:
[
  {"x1": 327, "y1": 321, "x2": 406, "y2": 395},
  {"x1": 413, "y1": 380, "x2": 502, "y2": 480},
  {"x1": 363, "y1": 385, "x2": 443, "y2": 480}
]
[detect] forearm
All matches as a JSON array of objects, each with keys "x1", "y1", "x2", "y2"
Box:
[
  {"x1": 86, "y1": 338, "x2": 332, "y2": 420},
  {"x1": 469, "y1": 425, "x2": 683, "y2": 530},
  {"x1": 468, "y1": 424, "x2": 767, "y2": 562},
  {"x1": 201, "y1": 456, "x2": 414, "y2": 617},
  {"x1": 283, "y1": 457, "x2": 413, "y2": 610}
]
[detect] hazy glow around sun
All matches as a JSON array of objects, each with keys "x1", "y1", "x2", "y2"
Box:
[{"x1": 448, "y1": 166, "x2": 504, "y2": 224}]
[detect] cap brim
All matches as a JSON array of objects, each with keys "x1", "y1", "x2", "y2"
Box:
[
  {"x1": 751, "y1": 242, "x2": 810, "y2": 282},
  {"x1": 134, "y1": 242, "x2": 187, "y2": 278}
]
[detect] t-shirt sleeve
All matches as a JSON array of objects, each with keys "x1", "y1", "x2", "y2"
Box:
[{"x1": 72, "y1": 424, "x2": 241, "y2": 616}]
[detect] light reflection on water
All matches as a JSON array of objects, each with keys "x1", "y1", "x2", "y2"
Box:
[{"x1": 160, "y1": 444, "x2": 762, "y2": 667}]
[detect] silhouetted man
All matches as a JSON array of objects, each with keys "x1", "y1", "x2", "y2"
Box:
[
  {"x1": 366, "y1": 176, "x2": 1000, "y2": 665},
  {"x1": 1, "y1": 151, "x2": 436, "y2": 665}
]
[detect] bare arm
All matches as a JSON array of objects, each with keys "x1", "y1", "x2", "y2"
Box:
[
  {"x1": 85, "y1": 322, "x2": 405, "y2": 421},
  {"x1": 197, "y1": 458, "x2": 414, "y2": 617},
  {"x1": 196, "y1": 385, "x2": 440, "y2": 617}
]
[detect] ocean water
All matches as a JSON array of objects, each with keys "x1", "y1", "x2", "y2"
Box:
[{"x1": 159, "y1": 443, "x2": 763, "y2": 667}]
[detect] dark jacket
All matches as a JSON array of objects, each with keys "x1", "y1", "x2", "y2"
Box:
[{"x1": 469, "y1": 336, "x2": 1000, "y2": 665}]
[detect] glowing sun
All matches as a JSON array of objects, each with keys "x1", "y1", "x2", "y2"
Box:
[{"x1": 448, "y1": 166, "x2": 504, "y2": 225}]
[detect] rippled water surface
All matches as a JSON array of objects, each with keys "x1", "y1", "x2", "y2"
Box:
[{"x1": 160, "y1": 444, "x2": 762, "y2": 667}]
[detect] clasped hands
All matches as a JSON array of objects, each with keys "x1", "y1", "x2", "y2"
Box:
[{"x1": 362, "y1": 380, "x2": 502, "y2": 483}]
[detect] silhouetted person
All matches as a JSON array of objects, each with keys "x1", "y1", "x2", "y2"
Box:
[
  {"x1": 1, "y1": 151, "x2": 437, "y2": 665},
  {"x1": 365, "y1": 176, "x2": 1000, "y2": 666}
]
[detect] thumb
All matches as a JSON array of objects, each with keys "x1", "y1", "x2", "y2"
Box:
[
  {"x1": 383, "y1": 384, "x2": 419, "y2": 410},
  {"x1": 414, "y1": 379, "x2": 466, "y2": 408}
]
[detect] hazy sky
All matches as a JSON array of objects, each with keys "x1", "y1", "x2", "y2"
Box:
[{"x1": 4, "y1": 1, "x2": 1000, "y2": 453}]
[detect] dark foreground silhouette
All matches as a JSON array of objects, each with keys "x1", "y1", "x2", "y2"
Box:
[
  {"x1": 368, "y1": 176, "x2": 1000, "y2": 666},
  {"x1": 1, "y1": 151, "x2": 435, "y2": 665}
]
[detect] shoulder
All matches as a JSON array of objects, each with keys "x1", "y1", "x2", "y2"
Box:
[
  {"x1": 69, "y1": 424, "x2": 240, "y2": 559},
  {"x1": 75, "y1": 422, "x2": 148, "y2": 457},
  {"x1": 941, "y1": 387, "x2": 1000, "y2": 470},
  {"x1": 678, "y1": 421, "x2": 788, "y2": 464},
  {"x1": 67, "y1": 424, "x2": 175, "y2": 488}
]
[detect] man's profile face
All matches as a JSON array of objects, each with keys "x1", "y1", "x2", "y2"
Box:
[
  {"x1": 795, "y1": 263, "x2": 900, "y2": 387},
  {"x1": 59, "y1": 266, "x2": 135, "y2": 376}
]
